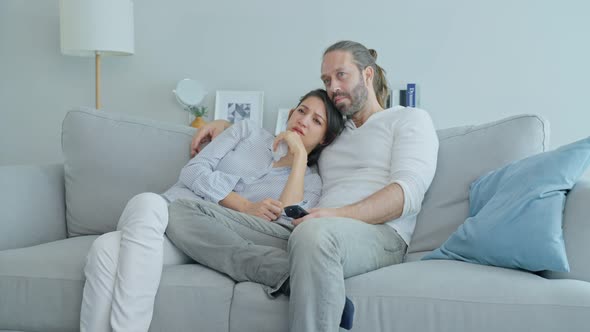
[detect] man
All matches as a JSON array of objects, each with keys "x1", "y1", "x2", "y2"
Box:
[{"x1": 183, "y1": 40, "x2": 439, "y2": 331}]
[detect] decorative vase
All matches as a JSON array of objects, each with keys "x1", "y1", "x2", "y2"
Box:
[{"x1": 191, "y1": 117, "x2": 207, "y2": 129}]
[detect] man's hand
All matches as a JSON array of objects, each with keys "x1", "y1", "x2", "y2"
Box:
[
  {"x1": 243, "y1": 198, "x2": 284, "y2": 221},
  {"x1": 292, "y1": 207, "x2": 342, "y2": 226},
  {"x1": 190, "y1": 120, "x2": 230, "y2": 157}
]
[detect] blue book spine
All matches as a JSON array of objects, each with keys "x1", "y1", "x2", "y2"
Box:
[{"x1": 406, "y1": 83, "x2": 416, "y2": 107}]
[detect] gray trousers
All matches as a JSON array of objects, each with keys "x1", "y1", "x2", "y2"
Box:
[{"x1": 166, "y1": 198, "x2": 407, "y2": 332}]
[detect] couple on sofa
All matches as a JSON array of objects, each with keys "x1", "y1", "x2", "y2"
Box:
[{"x1": 80, "y1": 40, "x2": 439, "y2": 332}]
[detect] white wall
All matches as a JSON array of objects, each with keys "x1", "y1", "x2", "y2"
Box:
[{"x1": 1, "y1": 0, "x2": 589, "y2": 166}]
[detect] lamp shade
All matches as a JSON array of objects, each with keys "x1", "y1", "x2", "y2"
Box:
[{"x1": 59, "y1": 0, "x2": 134, "y2": 56}]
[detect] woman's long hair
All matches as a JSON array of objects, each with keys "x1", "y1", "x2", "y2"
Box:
[{"x1": 293, "y1": 89, "x2": 344, "y2": 166}]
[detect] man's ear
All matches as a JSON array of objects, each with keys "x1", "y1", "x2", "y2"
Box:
[{"x1": 363, "y1": 66, "x2": 374, "y2": 86}]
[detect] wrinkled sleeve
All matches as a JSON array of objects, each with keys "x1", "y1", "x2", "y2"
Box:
[
  {"x1": 179, "y1": 121, "x2": 250, "y2": 203},
  {"x1": 279, "y1": 171, "x2": 322, "y2": 218},
  {"x1": 299, "y1": 171, "x2": 322, "y2": 210},
  {"x1": 389, "y1": 109, "x2": 439, "y2": 217}
]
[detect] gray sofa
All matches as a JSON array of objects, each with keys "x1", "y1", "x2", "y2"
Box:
[{"x1": 1, "y1": 108, "x2": 589, "y2": 332}]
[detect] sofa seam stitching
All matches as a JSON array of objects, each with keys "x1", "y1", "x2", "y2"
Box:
[
  {"x1": 439, "y1": 114, "x2": 546, "y2": 142},
  {"x1": 65, "y1": 109, "x2": 194, "y2": 135}
]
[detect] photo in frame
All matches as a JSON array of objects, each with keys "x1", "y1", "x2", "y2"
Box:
[
  {"x1": 274, "y1": 108, "x2": 291, "y2": 135},
  {"x1": 214, "y1": 91, "x2": 264, "y2": 127}
]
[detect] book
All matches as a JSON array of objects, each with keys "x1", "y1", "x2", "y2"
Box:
[
  {"x1": 406, "y1": 83, "x2": 416, "y2": 107},
  {"x1": 399, "y1": 89, "x2": 407, "y2": 107}
]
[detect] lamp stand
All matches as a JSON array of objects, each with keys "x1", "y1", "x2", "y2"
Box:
[{"x1": 95, "y1": 52, "x2": 101, "y2": 109}]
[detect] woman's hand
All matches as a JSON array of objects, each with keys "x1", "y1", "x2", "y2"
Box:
[
  {"x1": 190, "y1": 120, "x2": 230, "y2": 157},
  {"x1": 243, "y1": 198, "x2": 283, "y2": 221},
  {"x1": 273, "y1": 131, "x2": 307, "y2": 163}
]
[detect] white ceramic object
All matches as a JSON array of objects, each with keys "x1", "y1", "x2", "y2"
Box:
[{"x1": 173, "y1": 79, "x2": 205, "y2": 107}]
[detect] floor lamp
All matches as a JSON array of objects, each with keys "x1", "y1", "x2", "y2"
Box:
[{"x1": 59, "y1": 0, "x2": 135, "y2": 110}]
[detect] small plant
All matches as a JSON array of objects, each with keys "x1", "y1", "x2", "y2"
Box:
[{"x1": 184, "y1": 105, "x2": 208, "y2": 118}]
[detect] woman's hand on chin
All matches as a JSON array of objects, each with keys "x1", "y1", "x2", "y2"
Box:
[{"x1": 274, "y1": 131, "x2": 307, "y2": 163}]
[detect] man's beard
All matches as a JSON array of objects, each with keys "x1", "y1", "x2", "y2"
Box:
[{"x1": 334, "y1": 79, "x2": 368, "y2": 117}]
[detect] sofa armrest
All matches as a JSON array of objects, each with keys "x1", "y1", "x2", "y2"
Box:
[
  {"x1": 543, "y1": 180, "x2": 590, "y2": 282},
  {"x1": 0, "y1": 164, "x2": 67, "y2": 250}
]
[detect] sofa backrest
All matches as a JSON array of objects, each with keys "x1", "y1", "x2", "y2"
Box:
[
  {"x1": 409, "y1": 114, "x2": 549, "y2": 254},
  {"x1": 62, "y1": 108, "x2": 195, "y2": 237},
  {"x1": 62, "y1": 109, "x2": 550, "y2": 246}
]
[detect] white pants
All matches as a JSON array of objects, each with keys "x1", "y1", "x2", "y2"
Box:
[{"x1": 80, "y1": 193, "x2": 191, "y2": 332}]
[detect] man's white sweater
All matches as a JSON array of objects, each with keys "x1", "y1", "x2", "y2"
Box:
[{"x1": 317, "y1": 106, "x2": 439, "y2": 244}]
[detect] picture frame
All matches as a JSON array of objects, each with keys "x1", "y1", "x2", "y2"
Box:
[
  {"x1": 274, "y1": 108, "x2": 291, "y2": 135},
  {"x1": 214, "y1": 91, "x2": 264, "y2": 127}
]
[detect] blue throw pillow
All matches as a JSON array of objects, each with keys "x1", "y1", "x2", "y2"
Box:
[{"x1": 422, "y1": 137, "x2": 590, "y2": 272}]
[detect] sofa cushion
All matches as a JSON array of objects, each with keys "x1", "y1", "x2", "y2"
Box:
[
  {"x1": 409, "y1": 114, "x2": 549, "y2": 253},
  {"x1": 229, "y1": 282, "x2": 289, "y2": 332},
  {"x1": 62, "y1": 108, "x2": 195, "y2": 236},
  {"x1": 149, "y1": 265, "x2": 235, "y2": 332},
  {"x1": 424, "y1": 137, "x2": 590, "y2": 272},
  {"x1": 229, "y1": 260, "x2": 590, "y2": 332},
  {"x1": 543, "y1": 181, "x2": 590, "y2": 283},
  {"x1": 345, "y1": 260, "x2": 590, "y2": 332},
  {"x1": 0, "y1": 164, "x2": 67, "y2": 251},
  {"x1": 0, "y1": 236, "x2": 235, "y2": 332},
  {"x1": 0, "y1": 236, "x2": 97, "y2": 332}
]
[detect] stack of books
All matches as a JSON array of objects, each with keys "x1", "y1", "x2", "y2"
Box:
[{"x1": 387, "y1": 83, "x2": 418, "y2": 108}]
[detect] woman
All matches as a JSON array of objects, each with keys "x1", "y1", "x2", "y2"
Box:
[{"x1": 80, "y1": 89, "x2": 344, "y2": 332}]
